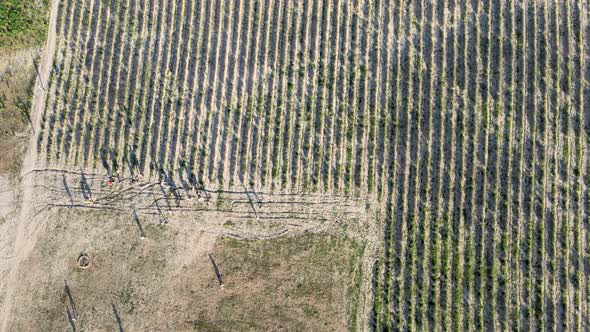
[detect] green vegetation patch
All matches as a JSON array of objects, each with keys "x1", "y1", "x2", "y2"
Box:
[
  {"x1": 0, "y1": 0, "x2": 49, "y2": 50},
  {"x1": 0, "y1": 0, "x2": 48, "y2": 175}
]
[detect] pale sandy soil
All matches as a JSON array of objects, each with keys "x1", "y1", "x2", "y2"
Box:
[{"x1": 0, "y1": 0, "x2": 59, "y2": 329}]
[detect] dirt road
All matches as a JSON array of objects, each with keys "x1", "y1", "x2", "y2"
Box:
[{"x1": 0, "y1": 0, "x2": 59, "y2": 329}]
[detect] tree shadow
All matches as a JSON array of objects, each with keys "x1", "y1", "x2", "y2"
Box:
[
  {"x1": 65, "y1": 306, "x2": 76, "y2": 331},
  {"x1": 79, "y1": 169, "x2": 92, "y2": 200},
  {"x1": 111, "y1": 303, "x2": 124, "y2": 332},
  {"x1": 132, "y1": 208, "x2": 145, "y2": 238},
  {"x1": 64, "y1": 280, "x2": 78, "y2": 321},
  {"x1": 109, "y1": 148, "x2": 119, "y2": 177},
  {"x1": 208, "y1": 254, "x2": 224, "y2": 288},
  {"x1": 62, "y1": 174, "x2": 73, "y2": 208},
  {"x1": 177, "y1": 159, "x2": 192, "y2": 199},
  {"x1": 100, "y1": 148, "x2": 112, "y2": 176}
]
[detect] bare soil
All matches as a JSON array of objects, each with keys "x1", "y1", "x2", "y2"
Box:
[{"x1": 3, "y1": 200, "x2": 367, "y2": 331}]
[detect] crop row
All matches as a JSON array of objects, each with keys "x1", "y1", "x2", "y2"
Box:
[
  {"x1": 370, "y1": 0, "x2": 589, "y2": 330},
  {"x1": 37, "y1": 0, "x2": 589, "y2": 329}
]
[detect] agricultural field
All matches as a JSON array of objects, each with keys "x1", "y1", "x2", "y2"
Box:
[{"x1": 1, "y1": 0, "x2": 589, "y2": 330}]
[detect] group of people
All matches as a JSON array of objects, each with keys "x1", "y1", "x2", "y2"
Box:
[
  {"x1": 104, "y1": 166, "x2": 144, "y2": 186},
  {"x1": 94, "y1": 159, "x2": 213, "y2": 208}
]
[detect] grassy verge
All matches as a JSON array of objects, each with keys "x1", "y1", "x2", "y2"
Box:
[
  {"x1": 0, "y1": 58, "x2": 37, "y2": 174},
  {"x1": 0, "y1": 0, "x2": 49, "y2": 176},
  {"x1": 0, "y1": 0, "x2": 49, "y2": 49}
]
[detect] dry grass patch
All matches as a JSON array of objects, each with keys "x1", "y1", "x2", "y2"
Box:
[
  {"x1": 5, "y1": 207, "x2": 364, "y2": 331},
  {"x1": 0, "y1": 49, "x2": 39, "y2": 175}
]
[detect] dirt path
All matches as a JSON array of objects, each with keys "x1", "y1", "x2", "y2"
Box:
[{"x1": 0, "y1": 0, "x2": 59, "y2": 329}]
